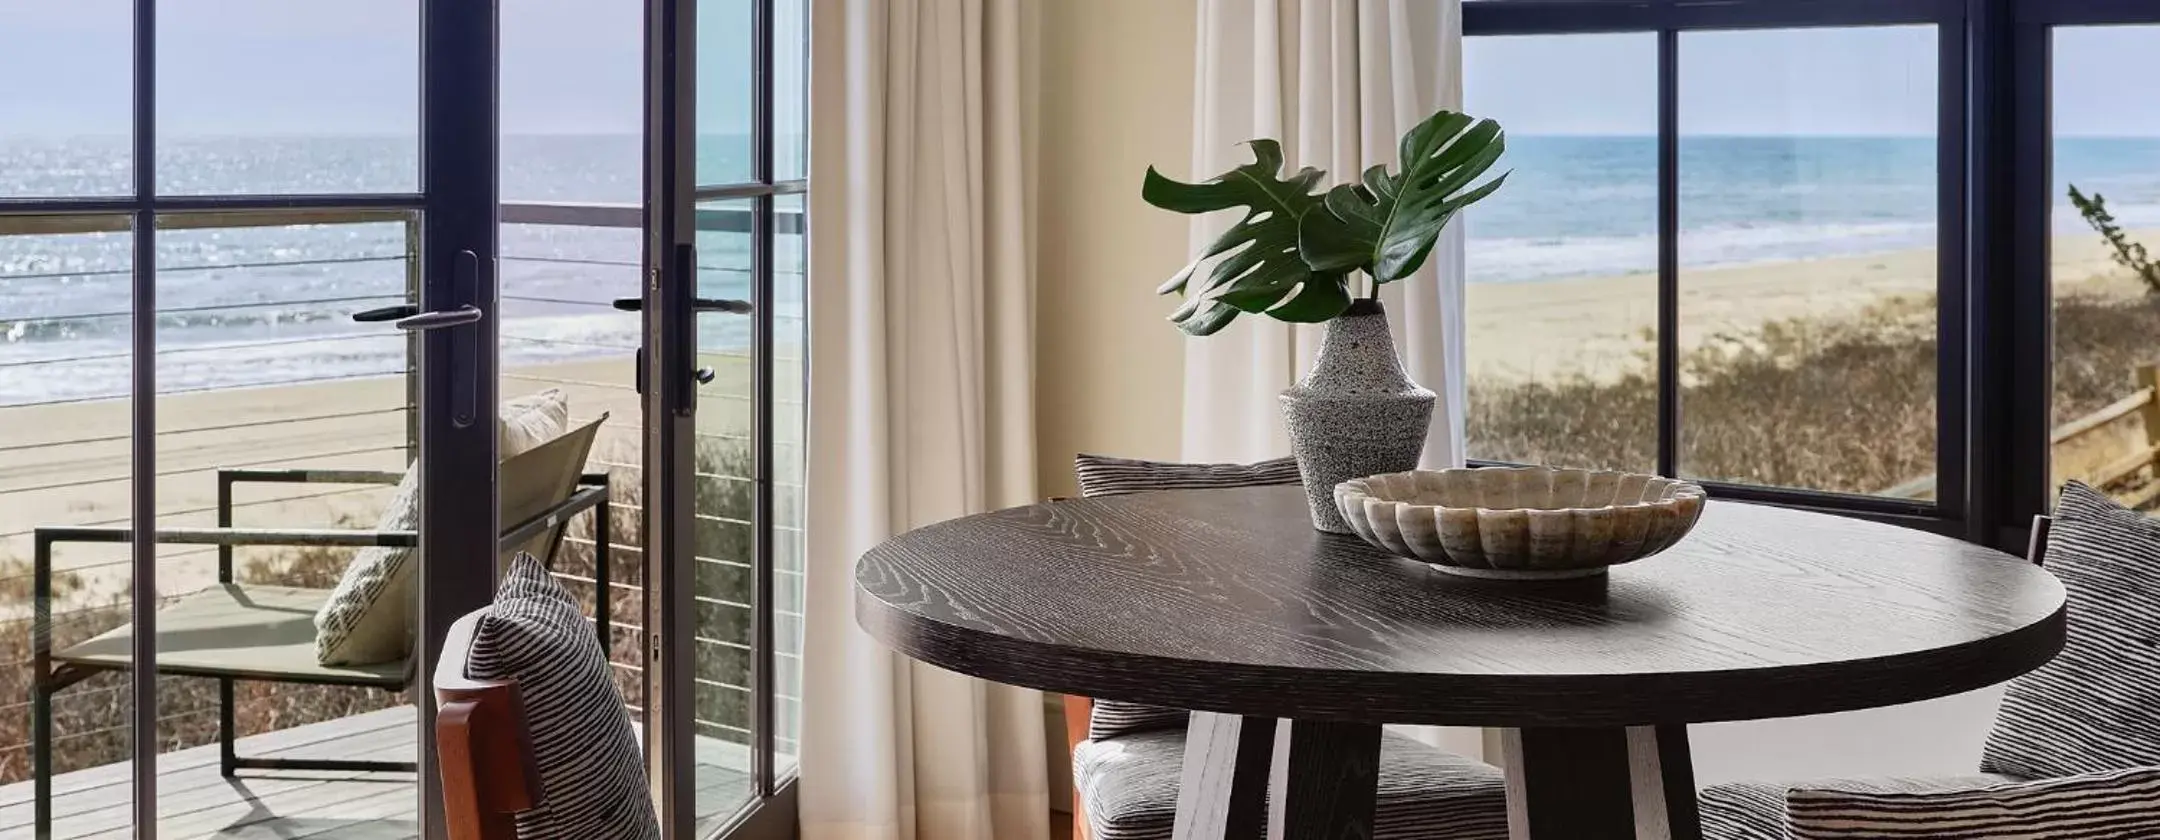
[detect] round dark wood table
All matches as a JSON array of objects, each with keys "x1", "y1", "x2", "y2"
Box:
[{"x1": 854, "y1": 485, "x2": 2067, "y2": 840}]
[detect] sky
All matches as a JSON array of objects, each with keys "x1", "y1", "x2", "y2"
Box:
[
  {"x1": 0, "y1": 3, "x2": 2153, "y2": 138},
  {"x1": 1467, "y1": 24, "x2": 2160, "y2": 138},
  {"x1": 0, "y1": 0, "x2": 785, "y2": 137}
]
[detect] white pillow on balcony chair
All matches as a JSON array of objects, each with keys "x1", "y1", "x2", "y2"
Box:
[{"x1": 313, "y1": 388, "x2": 571, "y2": 666}]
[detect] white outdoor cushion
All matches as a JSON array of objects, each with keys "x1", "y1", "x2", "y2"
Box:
[{"x1": 313, "y1": 388, "x2": 570, "y2": 666}]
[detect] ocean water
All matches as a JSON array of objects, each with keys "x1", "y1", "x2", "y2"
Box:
[
  {"x1": 2, "y1": 133, "x2": 2158, "y2": 406},
  {"x1": 1466, "y1": 135, "x2": 2160, "y2": 282},
  {"x1": 0, "y1": 134, "x2": 804, "y2": 407}
]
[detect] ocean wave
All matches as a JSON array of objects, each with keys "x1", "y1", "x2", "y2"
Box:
[
  {"x1": 0, "y1": 304, "x2": 379, "y2": 345},
  {"x1": 0, "y1": 310, "x2": 763, "y2": 408},
  {"x1": 1467, "y1": 219, "x2": 1941, "y2": 283}
]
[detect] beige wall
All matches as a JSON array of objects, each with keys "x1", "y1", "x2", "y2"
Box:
[{"x1": 1034, "y1": 0, "x2": 1197, "y2": 500}]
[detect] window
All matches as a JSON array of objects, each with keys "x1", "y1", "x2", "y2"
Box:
[
  {"x1": 1466, "y1": 0, "x2": 2160, "y2": 546},
  {"x1": 1675, "y1": 26, "x2": 1940, "y2": 495},
  {"x1": 1464, "y1": 33, "x2": 1659, "y2": 474},
  {"x1": 2047, "y1": 23, "x2": 2160, "y2": 509}
]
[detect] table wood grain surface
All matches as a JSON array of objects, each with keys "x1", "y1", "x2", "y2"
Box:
[{"x1": 856, "y1": 485, "x2": 2067, "y2": 729}]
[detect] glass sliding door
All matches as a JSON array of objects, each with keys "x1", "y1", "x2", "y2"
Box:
[
  {"x1": 648, "y1": 0, "x2": 807, "y2": 836},
  {"x1": 1, "y1": 0, "x2": 502, "y2": 837}
]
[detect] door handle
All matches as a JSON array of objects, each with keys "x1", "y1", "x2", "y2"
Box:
[
  {"x1": 353, "y1": 304, "x2": 420, "y2": 323},
  {"x1": 610, "y1": 297, "x2": 752, "y2": 314},
  {"x1": 405, "y1": 250, "x2": 488, "y2": 428},
  {"x1": 393, "y1": 305, "x2": 483, "y2": 332}
]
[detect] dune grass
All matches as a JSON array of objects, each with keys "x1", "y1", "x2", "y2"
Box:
[{"x1": 1469, "y1": 291, "x2": 2160, "y2": 496}]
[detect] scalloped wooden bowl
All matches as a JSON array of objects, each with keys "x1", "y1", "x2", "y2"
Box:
[{"x1": 1334, "y1": 467, "x2": 1708, "y2": 580}]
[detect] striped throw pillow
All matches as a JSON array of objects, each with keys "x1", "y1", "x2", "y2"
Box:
[
  {"x1": 1787, "y1": 766, "x2": 2160, "y2": 839},
  {"x1": 1071, "y1": 453, "x2": 1301, "y2": 741},
  {"x1": 1982, "y1": 481, "x2": 2160, "y2": 780},
  {"x1": 470, "y1": 554, "x2": 659, "y2": 839}
]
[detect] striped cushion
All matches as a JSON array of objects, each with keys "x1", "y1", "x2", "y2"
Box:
[
  {"x1": 1701, "y1": 774, "x2": 2022, "y2": 840},
  {"x1": 1072, "y1": 728, "x2": 1507, "y2": 840},
  {"x1": 1072, "y1": 454, "x2": 1302, "y2": 740},
  {"x1": 1983, "y1": 481, "x2": 2160, "y2": 780},
  {"x1": 1074, "y1": 453, "x2": 1302, "y2": 498},
  {"x1": 1786, "y1": 766, "x2": 2160, "y2": 839},
  {"x1": 471, "y1": 554, "x2": 659, "y2": 839}
]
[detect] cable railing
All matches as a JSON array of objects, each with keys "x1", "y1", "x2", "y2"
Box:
[{"x1": 0, "y1": 200, "x2": 798, "y2": 789}]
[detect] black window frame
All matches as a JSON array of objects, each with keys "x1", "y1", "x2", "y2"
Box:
[{"x1": 1463, "y1": 0, "x2": 2160, "y2": 553}]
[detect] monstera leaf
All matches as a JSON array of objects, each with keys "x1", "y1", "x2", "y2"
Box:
[
  {"x1": 1299, "y1": 111, "x2": 1509, "y2": 284},
  {"x1": 1142, "y1": 139, "x2": 1352, "y2": 336}
]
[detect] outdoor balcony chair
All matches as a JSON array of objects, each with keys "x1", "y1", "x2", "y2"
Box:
[{"x1": 27, "y1": 417, "x2": 615, "y2": 836}]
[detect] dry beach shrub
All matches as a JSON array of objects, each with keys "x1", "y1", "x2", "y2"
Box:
[{"x1": 1471, "y1": 292, "x2": 2160, "y2": 498}]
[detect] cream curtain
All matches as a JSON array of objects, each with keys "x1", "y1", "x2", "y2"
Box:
[
  {"x1": 1181, "y1": 0, "x2": 1480, "y2": 760},
  {"x1": 1180, "y1": 0, "x2": 1467, "y2": 472},
  {"x1": 798, "y1": 1, "x2": 1049, "y2": 839}
]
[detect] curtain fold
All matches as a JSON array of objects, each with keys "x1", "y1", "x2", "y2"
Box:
[
  {"x1": 1180, "y1": 0, "x2": 1468, "y2": 470},
  {"x1": 800, "y1": 1, "x2": 1049, "y2": 839}
]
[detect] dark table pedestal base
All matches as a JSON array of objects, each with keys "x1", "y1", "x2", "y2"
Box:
[
  {"x1": 1168, "y1": 715, "x2": 1701, "y2": 840},
  {"x1": 1170, "y1": 714, "x2": 1384, "y2": 840},
  {"x1": 1496, "y1": 725, "x2": 1701, "y2": 840}
]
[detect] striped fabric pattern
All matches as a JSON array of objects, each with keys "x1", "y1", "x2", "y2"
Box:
[
  {"x1": 470, "y1": 554, "x2": 659, "y2": 840},
  {"x1": 1700, "y1": 774, "x2": 2023, "y2": 840},
  {"x1": 1072, "y1": 453, "x2": 1303, "y2": 740},
  {"x1": 1786, "y1": 766, "x2": 2160, "y2": 840},
  {"x1": 1072, "y1": 728, "x2": 1508, "y2": 840},
  {"x1": 1983, "y1": 481, "x2": 2160, "y2": 780}
]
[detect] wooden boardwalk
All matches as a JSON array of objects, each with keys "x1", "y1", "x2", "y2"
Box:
[{"x1": 0, "y1": 707, "x2": 751, "y2": 839}]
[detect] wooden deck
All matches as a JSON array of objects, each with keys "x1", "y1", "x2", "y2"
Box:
[{"x1": 0, "y1": 707, "x2": 751, "y2": 839}]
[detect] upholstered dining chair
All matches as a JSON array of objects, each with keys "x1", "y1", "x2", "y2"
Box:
[
  {"x1": 1702, "y1": 487, "x2": 2160, "y2": 839},
  {"x1": 1061, "y1": 454, "x2": 1511, "y2": 840}
]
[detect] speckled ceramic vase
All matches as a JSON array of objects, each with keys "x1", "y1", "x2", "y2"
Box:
[{"x1": 1281, "y1": 299, "x2": 1436, "y2": 533}]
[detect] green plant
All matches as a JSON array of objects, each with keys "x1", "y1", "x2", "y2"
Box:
[
  {"x1": 2069, "y1": 184, "x2": 2160, "y2": 293},
  {"x1": 1143, "y1": 110, "x2": 1509, "y2": 335}
]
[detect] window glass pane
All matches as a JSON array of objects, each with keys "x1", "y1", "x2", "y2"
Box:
[
  {"x1": 156, "y1": 1, "x2": 419, "y2": 195},
  {"x1": 698, "y1": 0, "x2": 755, "y2": 186},
  {"x1": 153, "y1": 215, "x2": 417, "y2": 832},
  {"x1": 776, "y1": 0, "x2": 808, "y2": 181},
  {"x1": 693, "y1": 198, "x2": 756, "y2": 831},
  {"x1": 0, "y1": 221, "x2": 136, "y2": 834},
  {"x1": 498, "y1": 218, "x2": 646, "y2": 718},
  {"x1": 1677, "y1": 26, "x2": 1939, "y2": 496},
  {"x1": 503, "y1": 0, "x2": 642, "y2": 204},
  {"x1": 1464, "y1": 33, "x2": 1658, "y2": 473},
  {"x1": 0, "y1": 1, "x2": 132, "y2": 197},
  {"x1": 774, "y1": 192, "x2": 805, "y2": 776},
  {"x1": 2051, "y1": 25, "x2": 2160, "y2": 509}
]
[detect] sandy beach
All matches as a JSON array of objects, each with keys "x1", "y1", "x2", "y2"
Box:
[
  {"x1": 0, "y1": 351, "x2": 762, "y2": 615},
  {"x1": 1467, "y1": 228, "x2": 2159, "y2": 382}
]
